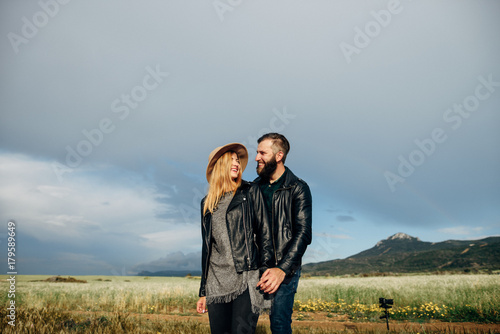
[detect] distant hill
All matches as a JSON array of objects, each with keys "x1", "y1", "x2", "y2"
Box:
[
  {"x1": 137, "y1": 270, "x2": 201, "y2": 277},
  {"x1": 302, "y1": 233, "x2": 500, "y2": 276}
]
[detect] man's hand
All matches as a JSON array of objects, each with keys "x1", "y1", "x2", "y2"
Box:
[
  {"x1": 196, "y1": 297, "x2": 207, "y2": 314},
  {"x1": 257, "y1": 268, "x2": 286, "y2": 294}
]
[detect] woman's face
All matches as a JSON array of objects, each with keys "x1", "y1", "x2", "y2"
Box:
[{"x1": 230, "y1": 152, "x2": 241, "y2": 180}]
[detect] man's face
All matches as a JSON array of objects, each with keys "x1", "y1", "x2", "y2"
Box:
[{"x1": 255, "y1": 139, "x2": 278, "y2": 178}]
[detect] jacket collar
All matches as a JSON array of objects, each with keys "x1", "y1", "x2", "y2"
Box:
[
  {"x1": 227, "y1": 180, "x2": 251, "y2": 211},
  {"x1": 203, "y1": 181, "x2": 252, "y2": 216},
  {"x1": 254, "y1": 167, "x2": 298, "y2": 189}
]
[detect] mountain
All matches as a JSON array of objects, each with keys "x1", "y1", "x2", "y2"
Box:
[{"x1": 302, "y1": 233, "x2": 500, "y2": 276}]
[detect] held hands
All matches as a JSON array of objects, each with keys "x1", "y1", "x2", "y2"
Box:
[
  {"x1": 196, "y1": 297, "x2": 207, "y2": 314},
  {"x1": 256, "y1": 268, "x2": 286, "y2": 294}
]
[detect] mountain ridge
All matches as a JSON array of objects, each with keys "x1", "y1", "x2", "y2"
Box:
[{"x1": 302, "y1": 233, "x2": 500, "y2": 276}]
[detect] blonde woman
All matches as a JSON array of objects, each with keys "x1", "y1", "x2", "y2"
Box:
[{"x1": 196, "y1": 143, "x2": 273, "y2": 334}]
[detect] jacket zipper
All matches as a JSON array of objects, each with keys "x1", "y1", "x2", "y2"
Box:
[
  {"x1": 203, "y1": 215, "x2": 211, "y2": 280},
  {"x1": 242, "y1": 197, "x2": 251, "y2": 269},
  {"x1": 271, "y1": 190, "x2": 278, "y2": 266},
  {"x1": 271, "y1": 185, "x2": 294, "y2": 266}
]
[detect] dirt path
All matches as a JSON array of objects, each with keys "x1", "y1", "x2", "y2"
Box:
[{"x1": 71, "y1": 310, "x2": 500, "y2": 332}]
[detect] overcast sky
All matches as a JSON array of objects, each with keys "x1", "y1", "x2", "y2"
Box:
[{"x1": 1, "y1": 0, "x2": 499, "y2": 275}]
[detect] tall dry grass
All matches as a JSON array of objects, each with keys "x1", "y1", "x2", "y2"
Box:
[{"x1": 1, "y1": 274, "x2": 499, "y2": 332}]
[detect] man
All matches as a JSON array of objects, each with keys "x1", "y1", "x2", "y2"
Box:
[{"x1": 255, "y1": 133, "x2": 312, "y2": 334}]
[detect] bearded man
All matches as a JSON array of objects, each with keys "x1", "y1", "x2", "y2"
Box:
[{"x1": 254, "y1": 133, "x2": 312, "y2": 334}]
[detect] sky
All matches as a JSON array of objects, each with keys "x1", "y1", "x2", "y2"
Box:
[{"x1": 1, "y1": 0, "x2": 499, "y2": 276}]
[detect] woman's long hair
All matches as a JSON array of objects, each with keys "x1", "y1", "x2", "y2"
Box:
[{"x1": 203, "y1": 151, "x2": 242, "y2": 215}]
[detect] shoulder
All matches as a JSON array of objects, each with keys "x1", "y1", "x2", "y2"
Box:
[
  {"x1": 293, "y1": 178, "x2": 311, "y2": 199},
  {"x1": 240, "y1": 180, "x2": 253, "y2": 190},
  {"x1": 285, "y1": 169, "x2": 311, "y2": 200},
  {"x1": 285, "y1": 168, "x2": 309, "y2": 188},
  {"x1": 241, "y1": 180, "x2": 261, "y2": 193},
  {"x1": 295, "y1": 177, "x2": 310, "y2": 189},
  {"x1": 234, "y1": 180, "x2": 254, "y2": 196},
  {"x1": 239, "y1": 180, "x2": 264, "y2": 198}
]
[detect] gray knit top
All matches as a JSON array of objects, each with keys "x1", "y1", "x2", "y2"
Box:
[{"x1": 205, "y1": 193, "x2": 271, "y2": 314}]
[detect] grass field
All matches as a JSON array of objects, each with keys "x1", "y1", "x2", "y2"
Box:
[{"x1": 1, "y1": 274, "x2": 499, "y2": 333}]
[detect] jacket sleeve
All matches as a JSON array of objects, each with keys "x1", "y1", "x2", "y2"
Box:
[
  {"x1": 277, "y1": 181, "x2": 312, "y2": 276},
  {"x1": 199, "y1": 198, "x2": 207, "y2": 297},
  {"x1": 250, "y1": 183, "x2": 275, "y2": 270}
]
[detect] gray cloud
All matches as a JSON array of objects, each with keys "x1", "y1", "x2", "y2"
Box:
[
  {"x1": 1, "y1": 0, "x2": 499, "y2": 273},
  {"x1": 132, "y1": 251, "x2": 201, "y2": 274},
  {"x1": 337, "y1": 215, "x2": 356, "y2": 223}
]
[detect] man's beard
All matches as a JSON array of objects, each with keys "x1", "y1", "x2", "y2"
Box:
[{"x1": 257, "y1": 155, "x2": 278, "y2": 181}]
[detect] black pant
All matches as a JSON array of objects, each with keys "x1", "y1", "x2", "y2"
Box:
[{"x1": 207, "y1": 288, "x2": 259, "y2": 334}]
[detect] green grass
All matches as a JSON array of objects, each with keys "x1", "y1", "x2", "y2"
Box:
[
  {"x1": 1, "y1": 275, "x2": 200, "y2": 314},
  {"x1": 1, "y1": 273, "x2": 499, "y2": 333},
  {"x1": 295, "y1": 274, "x2": 500, "y2": 322}
]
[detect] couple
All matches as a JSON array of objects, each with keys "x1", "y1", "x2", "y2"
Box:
[{"x1": 196, "y1": 133, "x2": 312, "y2": 334}]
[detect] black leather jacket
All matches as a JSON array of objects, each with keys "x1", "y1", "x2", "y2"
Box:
[
  {"x1": 255, "y1": 168, "x2": 312, "y2": 278},
  {"x1": 199, "y1": 181, "x2": 273, "y2": 297}
]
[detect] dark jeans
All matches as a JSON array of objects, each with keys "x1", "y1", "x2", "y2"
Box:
[
  {"x1": 270, "y1": 268, "x2": 301, "y2": 334},
  {"x1": 207, "y1": 288, "x2": 259, "y2": 334}
]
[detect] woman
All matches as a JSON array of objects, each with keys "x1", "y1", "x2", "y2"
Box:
[{"x1": 196, "y1": 143, "x2": 273, "y2": 334}]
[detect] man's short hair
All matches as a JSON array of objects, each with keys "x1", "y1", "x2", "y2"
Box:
[{"x1": 258, "y1": 133, "x2": 290, "y2": 163}]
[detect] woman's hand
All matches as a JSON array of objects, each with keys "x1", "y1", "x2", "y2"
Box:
[{"x1": 196, "y1": 297, "x2": 207, "y2": 314}]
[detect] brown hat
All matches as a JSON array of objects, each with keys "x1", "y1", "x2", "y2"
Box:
[{"x1": 206, "y1": 143, "x2": 248, "y2": 182}]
